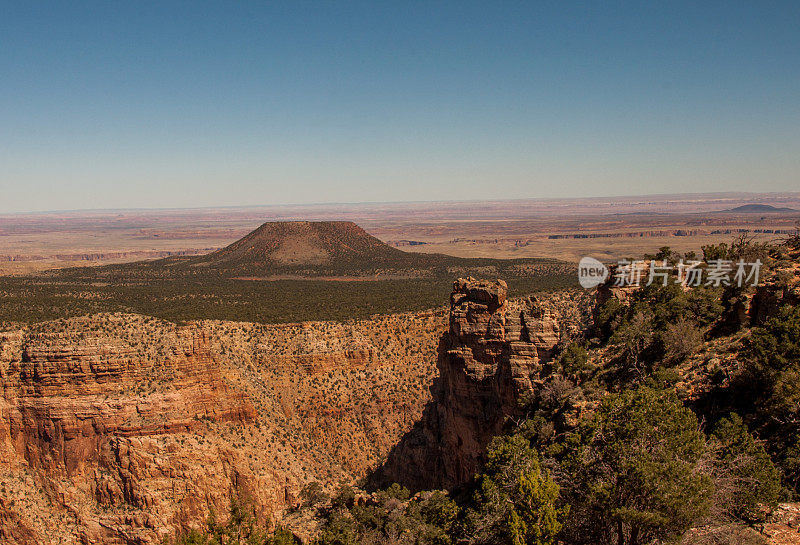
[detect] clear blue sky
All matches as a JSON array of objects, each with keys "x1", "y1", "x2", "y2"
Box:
[{"x1": 1, "y1": 1, "x2": 798, "y2": 213}]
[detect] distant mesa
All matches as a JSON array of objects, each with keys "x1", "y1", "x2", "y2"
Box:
[
  {"x1": 722, "y1": 204, "x2": 797, "y2": 213},
  {"x1": 181, "y1": 220, "x2": 447, "y2": 276},
  {"x1": 195, "y1": 221, "x2": 403, "y2": 267}
]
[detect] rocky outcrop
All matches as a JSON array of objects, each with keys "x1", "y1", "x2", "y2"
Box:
[
  {"x1": 267, "y1": 348, "x2": 377, "y2": 374},
  {"x1": 373, "y1": 278, "x2": 562, "y2": 491},
  {"x1": 750, "y1": 246, "x2": 800, "y2": 325},
  {"x1": 594, "y1": 261, "x2": 651, "y2": 313},
  {"x1": 1, "y1": 328, "x2": 255, "y2": 473}
]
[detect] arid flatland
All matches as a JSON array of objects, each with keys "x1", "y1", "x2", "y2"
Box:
[{"x1": 2, "y1": 192, "x2": 798, "y2": 275}]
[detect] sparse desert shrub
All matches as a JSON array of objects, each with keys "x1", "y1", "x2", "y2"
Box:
[
  {"x1": 168, "y1": 495, "x2": 274, "y2": 545},
  {"x1": 331, "y1": 485, "x2": 357, "y2": 510},
  {"x1": 313, "y1": 483, "x2": 458, "y2": 545},
  {"x1": 662, "y1": 318, "x2": 704, "y2": 363},
  {"x1": 610, "y1": 309, "x2": 654, "y2": 371},
  {"x1": 301, "y1": 481, "x2": 329, "y2": 507},
  {"x1": 734, "y1": 305, "x2": 800, "y2": 492},
  {"x1": 556, "y1": 343, "x2": 589, "y2": 380}
]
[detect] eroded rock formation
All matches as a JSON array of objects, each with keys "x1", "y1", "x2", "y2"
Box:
[
  {"x1": 0, "y1": 323, "x2": 262, "y2": 543},
  {"x1": 374, "y1": 278, "x2": 563, "y2": 491}
]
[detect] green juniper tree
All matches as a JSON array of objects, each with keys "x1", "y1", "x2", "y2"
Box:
[
  {"x1": 465, "y1": 434, "x2": 566, "y2": 545},
  {"x1": 735, "y1": 305, "x2": 800, "y2": 492},
  {"x1": 558, "y1": 386, "x2": 712, "y2": 545},
  {"x1": 710, "y1": 413, "x2": 780, "y2": 523}
]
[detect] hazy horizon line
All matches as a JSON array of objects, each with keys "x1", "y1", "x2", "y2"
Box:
[{"x1": 3, "y1": 190, "x2": 800, "y2": 217}]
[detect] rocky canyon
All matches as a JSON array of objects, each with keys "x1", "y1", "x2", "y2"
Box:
[{"x1": 0, "y1": 286, "x2": 588, "y2": 544}]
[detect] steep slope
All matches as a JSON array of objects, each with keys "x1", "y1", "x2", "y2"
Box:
[
  {"x1": 0, "y1": 310, "x2": 447, "y2": 544},
  {"x1": 0, "y1": 319, "x2": 259, "y2": 543}
]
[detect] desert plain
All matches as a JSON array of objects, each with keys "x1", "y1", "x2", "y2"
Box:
[{"x1": 1, "y1": 192, "x2": 798, "y2": 276}]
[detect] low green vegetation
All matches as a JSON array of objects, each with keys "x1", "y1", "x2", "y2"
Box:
[
  {"x1": 464, "y1": 435, "x2": 565, "y2": 545},
  {"x1": 313, "y1": 484, "x2": 458, "y2": 545},
  {"x1": 306, "y1": 437, "x2": 565, "y2": 545},
  {"x1": 0, "y1": 267, "x2": 574, "y2": 325},
  {"x1": 557, "y1": 387, "x2": 713, "y2": 545},
  {"x1": 731, "y1": 305, "x2": 800, "y2": 494},
  {"x1": 593, "y1": 279, "x2": 724, "y2": 386},
  {"x1": 710, "y1": 413, "x2": 781, "y2": 523}
]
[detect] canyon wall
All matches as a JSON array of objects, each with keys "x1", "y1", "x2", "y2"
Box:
[{"x1": 0, "y1": 311, "x2": 446, "y2": 544}]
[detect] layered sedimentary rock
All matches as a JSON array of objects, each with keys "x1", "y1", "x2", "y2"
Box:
[
  {"x1": 0, "y1": 311, "x2": 446, "y2": 544},
  {"x1": 374, "y1": 278, "x2": 562, "y2": 491},
  {"x1": 2, "y1": 327, "x2": 255, "y2": 469},
  {"x1": 0, "y1": 321, "x2": 262, "y2": 544}
]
